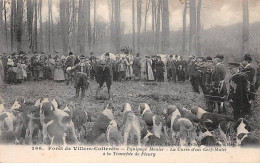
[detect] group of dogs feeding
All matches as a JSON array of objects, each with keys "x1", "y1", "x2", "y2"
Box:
[{"x1": 0, "y1": 97, "x2": 259, "y2": 147}]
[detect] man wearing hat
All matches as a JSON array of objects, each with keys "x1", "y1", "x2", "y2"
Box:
[
  {"x1": 71, "y1": 55, "x2": 90, "y2": 99},
  {"x1": 155, "y1": 56, "x2": 165, "y2": 82},
  {"x1": 95, "y1": 60, "x2": 113, "y2": 99},
  {"x1": 166, "y1": 55, "x2": 177, "y2": 82},
  {"x1": 228, "y1": 62, "x2": 251, "y2": 120},
  {"x1": 208, "y1": 54, "x2": 227, "y2": 113},
  {"x1": 241, "y1": 54, "x2": 256, "y2": 100},
  {"x1": 65, "y1": 52, "x2": 75, "y2": 85}
]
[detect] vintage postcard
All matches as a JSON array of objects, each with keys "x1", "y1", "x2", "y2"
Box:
[{"x1": 0, "y1": 0, "x2": 260, "y2": 163}]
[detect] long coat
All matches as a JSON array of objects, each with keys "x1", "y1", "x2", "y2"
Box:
[
  {"x1": 145, "y1": 59, "x2": 154, "y2": 81},
  {"x1": 95, "y1": 65, "x2": 112, "y2": 86},
  {"x1": 125, "y1": 57, "x2": 133, "y2": 78},
  {"x1": 133, "y1": 58, "x2": 141, "y2": 76}
]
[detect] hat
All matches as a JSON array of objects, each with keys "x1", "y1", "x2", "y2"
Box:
[
  {"x1": 214, "y1": 54, "x2": 224, "y2": 60},
  {"x1": 170, "y1": 55, "x2": 173, "y2": 58},
  {"x1": 228, "y1": 62, "x2": 240, "y2": 67},
  {"x1": 79, "y1": 55, "x2": 85, "y2": 59},
  {"x1": 244, "y1": 54, "x2": 252, "y2": 62},
  {"x1": 205, "y1": 56, "x2": 212, "y2": 61}
]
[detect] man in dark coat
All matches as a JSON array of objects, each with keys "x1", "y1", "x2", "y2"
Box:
[
  {"x1": 255, "y1": 61, "x2": 260, "y2": 91},
  {"x1": 65, "y1": 52, "x2": 75, "y2": 85},
  {"x1": 95, "y1": 60, "x2": 113, "y2": 99},
  {"x1": 166, "y1": 55, "x2": 177, "y2": 82},
  {"x1": 178, "y1": 56, "x2": 187, "y2": 82},
  {"x1": 228, "y1": 62, "x2": 252, "y2": 120},
  {"x1": 72, "y1": 55, "x2": 90, "y2": 99},
  {"x1": 155, "y1": 56, "x2": 165, "y2": 82},
  {"x1": 241, "y1": 54, "x2": 256, "y2": 100},
  {"x1": 132, "y1": 54, "x2": 141, "y2": 81},
  {"x1": 208, "y1": 54, "x2": 227, "y2": 113}
]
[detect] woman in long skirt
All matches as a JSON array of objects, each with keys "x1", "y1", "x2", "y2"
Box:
[{"x1": 54, "y1": 58, "x2": 65, "y2": 81}]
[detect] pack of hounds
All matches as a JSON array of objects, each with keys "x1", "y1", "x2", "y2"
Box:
[{"x1": 0, "y1": 97, "x2": 259, "y2": 147}]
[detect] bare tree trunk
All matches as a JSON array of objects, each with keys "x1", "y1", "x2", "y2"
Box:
[
  {"x1": 182, "y1": 0, "x2": 187, "y2": 55},
  {"x1": 161, "y1": 0, "x2": 169, "y2": 53},
  {"x1": 39, "y1": 0, "x2": 43, "y2": 52},
  {"x1": 242, "y1": 0, "x2": 249, "y2": 54},
  {"x1": 144, "y1": 0, "x2": 150, "y2": 48},
  {"x1": 132, "y1": 0, "x2": 135, "y2": 54},
  {"x1": 137, "y1": 0, "x2": 142, "y2": 54},
  {"x1": 93, "y1": 0, "x2": 96, "y2": 50},
  {"x1": 189, "y1": 0, "x2": 196, "y2": 56},
  {"x1": 4, "y1": 0, "x2": 8, "y2": 52},
  {"x1": 60, "y1": 0, "x2": 70, "y2": 55},
  {"x1": 109, "y1": 0, "x2": 114, "y2": 51},
  {"x1": 78, "y1": 0, "x2": 86, "y2": 55},
  {"x1": 27, "y1": 0, "x2": 33, "y2": 53},
  {"x1": 152, "y1": 0, "x2": 156, "y2": 52},
  {"x1": 48, "y1": 0, "x2": 51, "y2": 52},
  {"x1": 72, "y1": 0, "x2": 76, "y2": 52},
  {"x1": 0, "y1": 0, "x2": 3, "y2": 53},
  {"x1": 86, "y1": 0, "x2": 91, "y2": 50},
  {"x1": 114, "y1": 0, "x2": 120, "y2": 53},
  {"x1": 16, "y1": 0, "x2": 24, "y2": 52},
  {"x1": 11, "y1": 0, "x2": 16, "y2": 52},
  {"x1": 50, "y1": 0, "x2": 56, "y2": 52},
  {"x1": 33, "y1": 0, "x2": 38, "y2": 52},
  {"x1": 197, "y1": 0, "x2": 202, "y2": 56},
  {"x1": 155, "y1": 0, "x2": 162, "y2": 53}
]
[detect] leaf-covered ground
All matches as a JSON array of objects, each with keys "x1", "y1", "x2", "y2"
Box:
[{"x1": 1, "y1": 79, "x2": 259, "y2": 145}]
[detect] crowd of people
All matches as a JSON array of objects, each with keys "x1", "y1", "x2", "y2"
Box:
[{"x1": 0, "y1": 49, "x2": 259, "y2": 120}]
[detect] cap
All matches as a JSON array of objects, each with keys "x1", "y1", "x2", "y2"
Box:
[
  {"x1": 79, "y1": 55, "x2": 86, "y2": 59},
  {"x1": 228, "y1": 62, "x2": 240, "y2": 67},
  {"x1": 244, "y1": 54, "x2": 252, "y2": 62},
  {"x1": 205, "y1": 56, "x2": 212, "y2": 61},
  {"x1": 214, "y1": 54, "x2": 224, "y2": 60}
]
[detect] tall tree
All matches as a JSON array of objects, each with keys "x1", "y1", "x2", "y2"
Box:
[
  {"x1": 242, "y1": 0, "x2": 249, "y2": 54},
  {"x1": 78, "y1": 0, "x2": 86, "y2": 54},
  {"x1": 132, "y1": 0, "x2": 135, "y2": 54},
  {"x1": 182, "y1": 0, "x2": 187, "y2": 55},
  {"x1": 86, "y1": 0, "x2": 91, "y2": 50},
  {"x1": 196, "y1": 0, "x2": 202, "y2": 56},
  {"x1": 11, "y1": 0, "x2": 16, "y2": 51},
  {"x1": 60, "y1": 0, "x2": 70, "y2": 55},
  {"x1": 48, "y1": 0, "x2": 51, "y2": 52},
  {"x1": 33, "y1": 0, "x2": 38, "y2": 52},
  {"x1": 161, "y1": 0, "x2": 169, "y2": 53},
  {"x1": 144, "y1": 0, "x2": 150, "y2": 48},
  {"x1": 155, "y1": 0, "x2": 162, "y2": 53},
  {"x1": 0, "y1": 0, "x2": 3, "y2": 53},
  {"x1": 16, "y1": 0, "x2": 24, "y2": 52},
  {"x1": 152, "y1": 0, "x2": 156, "y2": 52},
  {"x1": 137, "y1": 0, "x2": 142, "y2": 53},
  {"x1": 27, "y1": 0, "x2": 33, "y2": 53},
  {"x1": 189, "y1": 0, "x2": 197, "y2": 56},
  {"x1": 114, "y1": 0, "x2": 120, "y2": 53},
  {"x1": 39, "y1": 0, "x2": 43, "y2": 52},
  {"x1": 93, "y1": 0, "x2": 96, "y2": 50},
  {"x1": 4, "y1": 0, "x2": 8, "y2": 52}
]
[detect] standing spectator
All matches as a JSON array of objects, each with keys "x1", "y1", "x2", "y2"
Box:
[
  {"x1": 125, "y1": 55, "x2": 133, "y2": 80},
  {"x1": 208, "y1": 55, "x2": 227, "y2": 113},
  {"x1": 54, "y1": 57, "x2": 65, "y2": 82},
  {"x1": 71, "y1": 55, "x2": 90, "y2": 99},
  {"x1": 155, "y1": 56, "x2": 165, "y2": 82},
  {"x1": 255, "y1": 61, "x2": 260, "y2": 91},
  {"x1": 16, "y1": 59, "x2": 24, "y2": 83},
  {"x1": 1, "y1": 53, "x2": 8, "y2": 82},
  {"x1": 21, "y1": 60, "x2": 27, "y2": 81},
  {"x1": 166, "y1": 55, "x2": 177, "y2": 82},
  {"x1": 118, "y1": 58, "x2": 126, "y2": 82},
  {"x1": 151, "y1": 55, "x2": 158, "y2": 81},
  {"x1": 0, "y1": 56, "x2": 4, "y2": 87},
  {"x1": 132, "y1": 53, "x2": 141, "y2": 81},
  {"x1": 65, "y1": 52, "x2": 75, "y2": 85},
  {"x1": 178, "y1": 56, "x2": 187, "y2": 82},
  {"x1": 241, "y1": 54, "x2": 256, "y2": 101},
  {"x1": 112, "y1": 57, "x2": 120, "y2": 81},
  {"x1": 95, "y1": 60, "x2": 113, "y2": 99},
  {"x1": 48, "y1": 55, "x2": 56, "y2": 80},
  {"x1": 228, "y1": 62, "x2": 251, "y2": 120},
  {"x1": 145, "y1": 56, "x2": 155, "y2": 81}
]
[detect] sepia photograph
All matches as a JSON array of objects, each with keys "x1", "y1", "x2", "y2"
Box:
[{"x1": 0, "y1": 0, "x2": 259, "y2": 163}]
